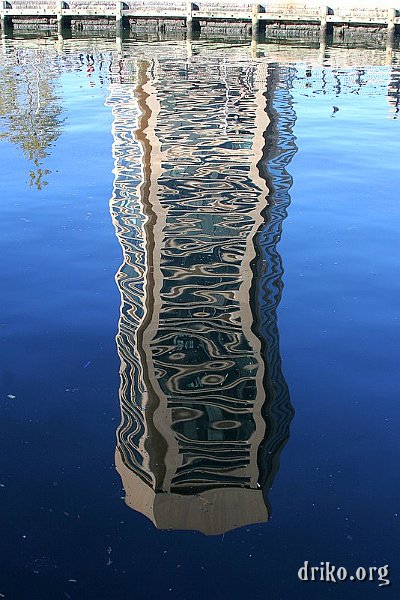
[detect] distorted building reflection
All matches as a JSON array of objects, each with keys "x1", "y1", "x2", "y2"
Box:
[
  {"x1": 387, "y1": 65, "x2": 400, "y2": 119},
  {"x1": 107, "y1": 52, "x2": 295, "y2": 535}
]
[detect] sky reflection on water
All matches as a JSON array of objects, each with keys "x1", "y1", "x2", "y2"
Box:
[{"x1": 0, "y1": 37, "x2": 399, "y2": 600}]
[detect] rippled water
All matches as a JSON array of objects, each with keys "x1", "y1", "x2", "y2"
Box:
[{"x1": 0, "y1": 36, "x2": 399, "y2": 599}]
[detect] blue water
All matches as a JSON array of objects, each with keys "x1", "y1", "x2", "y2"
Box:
[{"x1": 0, "y1": 38, "x2": 399, "y2": 600}]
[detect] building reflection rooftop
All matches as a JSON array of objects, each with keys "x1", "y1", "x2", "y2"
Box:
[{"x1": 107, "y1": 52, "x2": 296, "y2": 534}]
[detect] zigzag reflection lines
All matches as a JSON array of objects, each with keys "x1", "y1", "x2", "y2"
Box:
[
  {"x1": 110, "y1": 59, "x2": 271, "y2": 497},
  {"x1": 253, "y1": 67, "x2": 297, "y2": 490},
  {"x1": 117, "y1": 340, "x2": 151, "y2": 485},
  {"x1": 107, "y1": 84, "x2": 151, "y2": 480}
]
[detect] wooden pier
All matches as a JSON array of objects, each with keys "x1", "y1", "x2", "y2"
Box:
[{"x1": 0, "y1": 1, "x2": 399, "y2": 38}]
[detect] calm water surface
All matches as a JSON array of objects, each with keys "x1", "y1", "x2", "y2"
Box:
[{"x1": 0, "y1": 37, "x2": 399, "y2": 600}]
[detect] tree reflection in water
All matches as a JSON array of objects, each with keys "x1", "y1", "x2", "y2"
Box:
[{"x1": 0, "y1": 49, "x2": 64, "y2": 189}]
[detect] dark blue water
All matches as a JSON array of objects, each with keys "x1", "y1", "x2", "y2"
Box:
[{"x1": 0, "y1": 38, "x2": 399, "y2": 600}]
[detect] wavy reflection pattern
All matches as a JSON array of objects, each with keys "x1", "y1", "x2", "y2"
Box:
[
  {"x1": 147, "y1": 60, "x2": 268, "y2": 500},
  {"x1": 106, "y1": 68, "x2": 154, "y2": 487},
  {"x1": 109, "y1": 55, "x2": 294, "y2": 534},
  {"x1": 254, "y1": 65, "x2": 297, "y2": 501},
  {"x1": 387, "y1": 65, "x2": 400, "y2": 119}
]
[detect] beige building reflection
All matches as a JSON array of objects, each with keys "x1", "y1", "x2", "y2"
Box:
[{"x1": 107, "y1": 52, "x2": 294, "y2": 535}]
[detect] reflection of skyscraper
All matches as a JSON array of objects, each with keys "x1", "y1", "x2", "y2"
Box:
[
  {"x1": 387, "y1": 66, "x2": 400, "y2": 119},
  {"x1": 254, "y1": 64, "x2": 297, "y2": 504},
  {"x1": 108, "y1": 52, "x2": 294, "y2": 535}
]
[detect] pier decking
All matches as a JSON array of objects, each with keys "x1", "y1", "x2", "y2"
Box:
[{"x1": 0, "y1": 1, "x2": 399, "y2": 37}]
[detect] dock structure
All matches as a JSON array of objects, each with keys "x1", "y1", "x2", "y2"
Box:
[{"x1": 0, "y1": 1, "x2": 399, "y2": 38}]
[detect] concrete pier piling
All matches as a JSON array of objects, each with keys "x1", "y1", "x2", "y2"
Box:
[
  {"x1": 1, "y1": 1, "x2": 9, "y2": 32},
  {"x1": 387, "y1": 7, "x2": 397, "y2": 60},
  {"x1": 251, "y1": 3, "x2": 259, "y2": 35},
  {"x1": 186, "y1": 0, "x2": 193, "y2": 33},
  {"x1": 0, "y1": 1, "x2": 398, "y2": 40},
  {"x1": 388, "y1": 6, "x2": 397, "y2": 37},
  {"x1": 115, "y1": 0, "x2": 123, "y2": 34},
  {"x1": 320, "y1": 5, "x2": 329, "y2": 34},
  {"x1": 56, "y1": 0, "x2": 63, "y2": 33}
]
